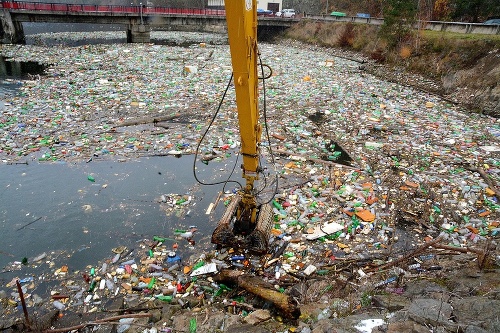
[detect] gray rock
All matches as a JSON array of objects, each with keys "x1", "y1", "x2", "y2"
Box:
[
  {"x1": 403, "y1": 281, "x2": 448, "y2": 299},
  {"x1": 243, "y1": 309, "x2": 271, "y2": 325},
  {"x1": 386, "y1": 321, "x2": 430, "y2": 333},
  {"x1": 311, "y1": 313, "x2": 385, "y2": 333},
  {"x1": 452, "y1": 297, "x2": 500, "y2": 332},
  {"x1": 225, "y1": 323, "x2": 276, "y2": 333},
  {"x1": 160, "y1": 304, "x2": 182, "y2": 324},
  {"x1": 372, "y1": 294, "x2": 411, "y2": 311},
  {"x1": 464, "y1": 325, "x2": 490, "y2": 333},
  {"x1": 0, "y1": 317, "x2": 21, "y2": 330},
  {"x1": 407, "y1": 298, "x2": 453, "y2": 326},
  {"x1": 311, "y1": 319, "x2": 340, "y2": 333}
]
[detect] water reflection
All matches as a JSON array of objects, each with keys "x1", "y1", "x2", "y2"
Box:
[{"x1": 0, "y1": 56, "x2": 47, "y2": 79}]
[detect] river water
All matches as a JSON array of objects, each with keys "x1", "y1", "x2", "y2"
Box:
[{"x1": 0, "y1": 24, "x2": 228, "y2": 286}]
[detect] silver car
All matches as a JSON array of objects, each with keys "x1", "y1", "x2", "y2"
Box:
[{"x1": 277, "y1": 9, "x2": 296, "y2": 18}]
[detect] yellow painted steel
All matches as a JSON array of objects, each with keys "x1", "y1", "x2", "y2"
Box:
[
  {"x1": 224, "y1": 0, "x2": 260, "y2": 177},
  {"x1": 224, "y1": 0, "x2": 261, "y2": 223}
]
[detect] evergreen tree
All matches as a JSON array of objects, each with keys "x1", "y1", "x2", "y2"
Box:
[{"x1": 379, "y1": 0, "x2": 419, "y2": 48}]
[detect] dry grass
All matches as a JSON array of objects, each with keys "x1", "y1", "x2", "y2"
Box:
[{"x1": 284, "y1": 20, "x2": 499, "y2": 77}]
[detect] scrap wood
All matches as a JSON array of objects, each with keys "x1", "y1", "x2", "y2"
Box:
[
  {"x1": 433, "y1": 242, "x2": 493, "y2": 269},
  {"x1": 41, "y1": 313, "x2": 151, "y2": 333},
  {"x1": 464, "y1": 164, "x2": 500, "y2": 201},
  {"x1": 213, "y1": 269, "x2": 301, "y2": 319},
  {"x1": 433, "y1": 243, "x2": 487, "y2": 255},
  {"x1": 113, "y1": 113, "x2": 181, "y2": 128},
  {"x1": 366, "y1": 235, "x2": 444, "y2": 273}
]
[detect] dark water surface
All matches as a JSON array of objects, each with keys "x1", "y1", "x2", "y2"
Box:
[
  {"x1": 0, "y1": 156, "x2": 224, "y2": 281},
  {"x1": 0, "y1": 26, "x2": 233, "y2": 289}
]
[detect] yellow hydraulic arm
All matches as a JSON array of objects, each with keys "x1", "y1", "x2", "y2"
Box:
[
  {"x1": 224, "y1": 0, "x2": 261, "y2": 227},
  {"x1": 211, "y1": 0, "x2": 273, "y2": 253}
]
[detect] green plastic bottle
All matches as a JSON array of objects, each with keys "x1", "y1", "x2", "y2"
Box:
[{"x1": 156, "y1": 295, "x2": 172, "y2": 302}]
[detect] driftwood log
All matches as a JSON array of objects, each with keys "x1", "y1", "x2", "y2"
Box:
[
  {"x1": 213, "y1": 269, "x2": 301, "y2": 319},
  {"x1": 113, "y1": 113, "x2": 181, "y2": 128}
]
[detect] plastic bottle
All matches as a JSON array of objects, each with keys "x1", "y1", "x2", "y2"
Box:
[
  {"x1": 87, "y1": 280, "x2": 96, "y2": 292},
  {"x1": 105, "y1": 279, "x2": 115, "y2": 291},
  {"x1": 148, "y1": 277, "x2": 156, "y2": 289},
  {"x1": 317, "y1": 307, "x2": 331, "y2": 320},
  {"x1": 156, "y1": 295, "x2": 173, "y2": 302},
  {"x1": 99, "y1": 279, "x2": 106, "y2": 290},
  {"x1": 53, "y1": 300, "x2": 65, "y2": 310},
  {"x1": 166, "y1": 252, "x2": 181, "y2": 267}
]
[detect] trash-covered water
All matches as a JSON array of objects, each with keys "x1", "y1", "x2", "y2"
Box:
[{"x1": 1, "y1": 29, "x2": 500, "y2": 331}]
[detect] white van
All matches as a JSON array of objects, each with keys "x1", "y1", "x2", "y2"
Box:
[{"x1": 277, "y1": 9, "x2": 296, "y2": 18}]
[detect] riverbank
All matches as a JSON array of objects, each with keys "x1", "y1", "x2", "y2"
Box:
[
  {"x1": 0, "y1": 31, "x2": 499, "y2": 333},
  {"x1": 284, "y1": 21, "x2": 500, "y2": 117}
]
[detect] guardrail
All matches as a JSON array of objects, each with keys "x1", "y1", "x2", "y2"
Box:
[
  {"x1": 305, "y1": 14, "x2": 500, "y2": 34},
  {"x1": 2, "y1": 1, "x2": 499, "y2": 35},
  {"x1": 0, "y1": 1, "x2": 226, "y2": 16}
]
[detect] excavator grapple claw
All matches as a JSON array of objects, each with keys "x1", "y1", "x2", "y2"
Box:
[
  {"x1": 211, "y1": 194, "x2": 241, "y2": 248},
  {"x1": 246, "y1": 203, "x2": 273, "y2": 253},
  {"x1": 211, "y1": 195, "x2": 274, "y2": 253}
]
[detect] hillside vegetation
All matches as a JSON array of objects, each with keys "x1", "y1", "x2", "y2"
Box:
[{"x1": 285, "y1": 20, "x2": 500, "y2": 116}]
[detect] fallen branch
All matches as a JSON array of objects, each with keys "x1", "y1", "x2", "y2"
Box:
[
  {"x1": 16, "y1": 216, "x2": 43, "y2": 231},
  {"x1": 433, "y1": 242, "x2": 493, "y2": 269},
  {"x1": 213, "y1": 269, "x2": 300, "y2": 319},
  {"x1": 41, "y1": 313, "x2": 151, "y2": 333},
  {"x1": 367, "y1": 235, "x2": 444, "y2": 273},
  {"x1": 433, "y1": 243, "x2": 484, "y2": 255},
  {"x1": 16, "y1": 280, "x2": 30, "y2": 327},
  {"x1": 113, "y1": 113, "x2": 181, "y2": 128},
  {"x1": 465, "y1": 165, "x2": 500, "y2": 202}
]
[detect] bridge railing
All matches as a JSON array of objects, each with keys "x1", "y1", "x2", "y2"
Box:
[{"x1": 0, "y1": 1, "x2": 226, "y2": 16}]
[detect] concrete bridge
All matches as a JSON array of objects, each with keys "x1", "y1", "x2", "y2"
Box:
[{"x1": 0, "y1": 1, "x2": 297, "y2": 44}]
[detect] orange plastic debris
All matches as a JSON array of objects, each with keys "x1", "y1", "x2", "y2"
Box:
[
  {"x1": 479, "y1": 210, "x2": 491, "y2": 217},
  {"x1": 405, "y1": 180, "x2": 419, "y2": 188},
  {"x1": 355, "y1": 209, "x2": 376, "y2": 222},
  {"x1": 466, "y1": 226, "x2": 479, "y2": 234},
  {"x1": 271, "y1": 228, "x2": 282, "y2": 236},
  {"x1": 343, "y1": 209, "x2": 354, "y2": 217},
  {"x1": 272, "y1": 133, "x2": 286, "y2": 141},
  {"x1": 485, "y1": 188, "x2": 496, "y2": 196},
  {"x1": 362, "y1": 182, "x2": 373, "y2": 189}
]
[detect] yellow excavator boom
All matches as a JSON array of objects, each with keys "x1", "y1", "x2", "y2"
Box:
[
  {"x1": 211, "y1": 0, "x2": 273, "y2": 253},
  {"x1": 225, "y1": 0, "x2": 261, "y2": 223}
]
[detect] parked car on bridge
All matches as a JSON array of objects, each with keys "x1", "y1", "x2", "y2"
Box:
[
  {"x1": 276, "y1": 9, "x2": 296, "y2": 18},
  {"x1": 483, "y1": 19, "x2": 500, "y2": 25},
  {"x1": 331, "y1": 11, "x2": 347, "y2": 17},
  {"x1": 257, "y1": 8, "x2": 274, "y2": 17}
]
